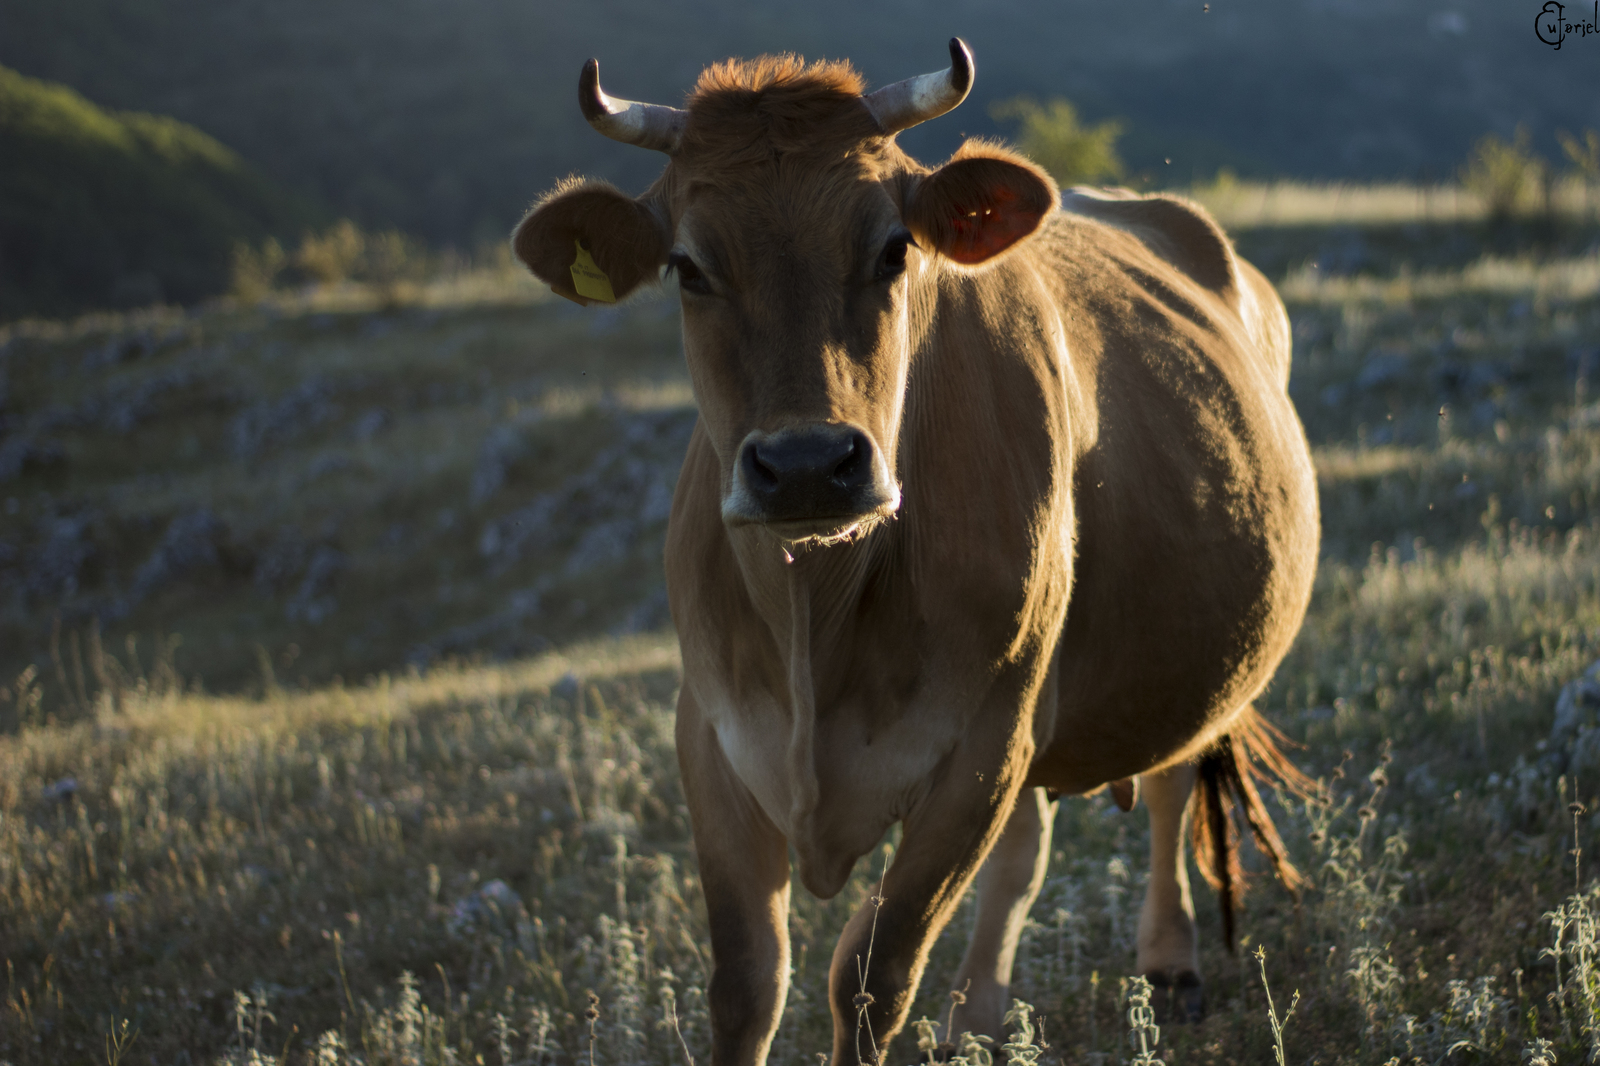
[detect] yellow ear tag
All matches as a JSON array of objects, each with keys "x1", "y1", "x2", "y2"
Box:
[{"x1": 569, "y1": 240, "x2": 617, "y2": 303}]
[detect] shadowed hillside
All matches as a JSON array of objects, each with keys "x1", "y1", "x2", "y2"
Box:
[{"x1": 0, "y1": 65, "x2": 323, "y2": 320}]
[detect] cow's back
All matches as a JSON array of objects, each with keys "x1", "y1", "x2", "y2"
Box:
[{"x1": 1028, "y1": 192, "x2": 1318, "y2": 792}]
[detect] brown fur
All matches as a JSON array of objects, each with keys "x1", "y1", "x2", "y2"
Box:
[
  {"x1": 511, "y1": 50, "x2": 1318, "y2": 1066},
  {"x1": 680, "y1": 58, "x2": 882, "y2": 175}
]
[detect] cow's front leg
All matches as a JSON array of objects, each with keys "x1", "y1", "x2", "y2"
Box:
[
  {"x1": 946, "y1": 786, "x2": 1058, "y2": 1042},
  {"x1": 826, "y1": 728, "x2": 1028, "y2": 1066},
  {"x1": 1136, "y1": 761, "x2": 1203, "y2": 1023},
  {"x1": 677, "y1": 693, "x2": 792, "y2": 1066}
]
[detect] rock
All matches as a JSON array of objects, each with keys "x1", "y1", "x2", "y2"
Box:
[
  {"x1": 1550, "y1": 661, "x2": 1600, "y2": 773},
  {"x1": 566, "y1": 518, "x2": 636, "y2": 575},
  {"x1": 0, "y1": 437, "x2": 65, "y2": 481},
  {"x1": 254, "y1": 528, "x2": 310, "y2": 592},
  {"x1": 42, "y1": 776, "x2": 79, "y2": 803},
  {"x1": 475, "y1": 407, "x2": 695, "y2": 572},
  {"x1": 26, "y1": 515, "x2": 94, "y2": 602},
  {"x1": 471, "y1": 424, "x2": 526, "y2": 505},
  {"x1": 351, "y1": 407, "x2": 390, "y2": 441},
  {"x1": 104, "y1": 369, "x2": 199, "y2": 434},
  {"x1": 230, "y1": 378, "x2": 339, "y2": 461},
  {"x1": 305, "y1": 451, "x2": 352, "y2": 481},
  {"x1": 128, "y1": 509, "x2": 227, "y2": 604},
  {"x1": 407, "y1": 585, "x2": 547, "y2": 664},
  {"x1": 286, "y1": 545, "x2": 346, "y2": 624},
  {"x1": 81, "y1": 330, "x2": 155, "y2": 372},
  {"x1": 448, "y1": 879, "x2": 523, "y2": 936},
  {"x1": 617, "y1": 587, "x2": 671, "y2": 635},
  {"x1": 1554, "y1": 662, "x2": 1600, "y2": 743}
]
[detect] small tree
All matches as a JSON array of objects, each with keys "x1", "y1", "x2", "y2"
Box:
[
  {"x1": 1460, "y1": 126, "x2": 1544, "y2": 223},
  {"x1": 1560, "y1": 128, "x2": 1600, "y2": 220},
  {"x1": 990, "y1": 96, "x2": 1124, "y2": 186}
]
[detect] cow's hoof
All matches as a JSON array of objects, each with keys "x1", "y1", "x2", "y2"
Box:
[{"x1": 1145, "y1": 969, "x2": 1204, "y2": 1025}]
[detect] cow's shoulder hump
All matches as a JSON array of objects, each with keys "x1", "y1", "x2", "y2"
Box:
[{"x1": 1060, "y1": 187, "x2": 1240, "y2": 303}]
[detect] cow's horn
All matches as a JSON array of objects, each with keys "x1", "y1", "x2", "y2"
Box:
[
  {"x1": 862, "y1": 38, "x2": 974, "y2": 136},
  {"x1": 579, "y1": 58, "x2": 686, "y2": 154}
]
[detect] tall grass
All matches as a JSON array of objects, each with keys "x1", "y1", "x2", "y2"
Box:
[{"x1": 5, "y1": 208, "x2": 1600, "y2": 1062}]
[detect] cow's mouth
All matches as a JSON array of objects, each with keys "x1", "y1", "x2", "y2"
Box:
[
  {"x1": 750, "y1": 508, "x2": 899, "y2": 550},
  {"x1": 721, "y1": 424, "x2": 900, "y2": 536}
]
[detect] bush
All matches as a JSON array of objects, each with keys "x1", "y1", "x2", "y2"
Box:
[
  {"x1": 990, "y1": 96, "x2": 1124, "y2": 186},
  {"x1": 295, "y1": 219, "x2": 365, "y2": 285},
  {"x1": 1461, "y1": 126, "x2": 1544, "y2": 222},
  {"x1": 229, "y1": 237, "x2": 285, "y2": 302},
  {"x1": 229, "y1": 220, "x2": 435, "y2": 301}
]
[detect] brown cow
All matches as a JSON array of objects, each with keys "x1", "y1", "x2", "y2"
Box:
[{"x1": 512, "y1": 39, "x2": 1318, "y2": 1066}]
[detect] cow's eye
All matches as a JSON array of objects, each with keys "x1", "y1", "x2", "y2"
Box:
[
  {"x1": 668, "y1": 252, "x2": 711, "y2": 295},
  {"x1": 876, "y1": 231, "x2": 914, "y2": 281}
]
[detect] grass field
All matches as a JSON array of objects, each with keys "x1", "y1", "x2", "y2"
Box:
[{"x1": 6, "y1": 200, "x2": 1600, "y2": 1063}]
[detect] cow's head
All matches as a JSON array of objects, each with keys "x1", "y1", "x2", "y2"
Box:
[{"x1": 514, "y1": 40, "x2": 1057, "y2": 547}]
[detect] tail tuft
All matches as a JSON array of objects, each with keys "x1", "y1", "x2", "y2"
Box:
[{"x1": 1189, "y1": 707, "x2": 1316, "y2": 953}]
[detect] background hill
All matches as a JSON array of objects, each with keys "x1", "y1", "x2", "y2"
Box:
[
  {"x1": 0, "y1": 0, "x2": 1587, "y2": 250},
  {"x1": 0, "y1": 65, "x2": 323, "y2": 320}
]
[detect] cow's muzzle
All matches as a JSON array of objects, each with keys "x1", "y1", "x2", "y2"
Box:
[{"x1": 723, "y1": 424, "x2": 900, "y2": 534}]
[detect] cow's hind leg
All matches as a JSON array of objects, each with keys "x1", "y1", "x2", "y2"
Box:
[
  {"x1": 946, "y1": 786, "x2": 1058, "y2": 1042},
  {"x1": 1136, "y1": 762, "x2": 1204, "y2": 1024}
]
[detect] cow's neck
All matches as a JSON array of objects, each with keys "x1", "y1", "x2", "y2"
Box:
[{"x1": 727, "y1": 523, "x2": 888, "y2": 674}]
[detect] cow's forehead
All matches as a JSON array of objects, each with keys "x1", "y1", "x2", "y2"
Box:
[{"x1": 672, "y1": 165, "x2": 902, "y2": 273}]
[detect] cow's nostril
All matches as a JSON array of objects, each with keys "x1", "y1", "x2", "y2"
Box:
[
  {"x1": 831, "y1": 435, "x2": 865, "y2": 484},
  {"x1": 743, "y1": 442, "x2": 779, "y2": 487}
]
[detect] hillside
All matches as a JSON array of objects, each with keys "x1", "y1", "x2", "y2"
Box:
[
  {"x1": 0, "y1": 0, "x2": 1586, "y2": 248},
  {"x1": 0, "y1": 65, "x2": 322, "y2": 320},
  {"x1": 4, "y1": 219, "x2": 1600, "y2": 1059},
  {"x1": 1, "y1": 201, "x2": 1598, "y2": 698}
]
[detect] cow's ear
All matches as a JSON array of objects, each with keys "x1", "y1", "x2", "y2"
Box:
[
  {"x1": 513, "y1": 178, "x2": 670, "y2": 305},
  {"x1": 905, "y1": 140, "x2": 1059, "y2": 266}
]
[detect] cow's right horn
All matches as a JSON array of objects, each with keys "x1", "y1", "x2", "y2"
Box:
[
  {"x1": 579, "y1": 59, "x2": 686, "y2": 154},
  {"x1": 862, "y1": 37, "x2": 974, "y2": 136}
]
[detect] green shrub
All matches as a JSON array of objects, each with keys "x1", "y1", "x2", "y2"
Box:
[
  {"x1": 990, "y1": 96, "x2": 1124, "y2": 186},
  {"x1": 1461, "y1": 126, "x2": 1544, "y2": 222}
]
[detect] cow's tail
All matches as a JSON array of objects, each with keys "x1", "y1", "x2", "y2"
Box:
[{"x1": 1188, "y1": 706, "x2": 1315, "y2": 952}]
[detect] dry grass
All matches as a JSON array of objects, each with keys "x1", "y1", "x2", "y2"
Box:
[
  {"x1": 0, "y1": 287, "x2": 689, "y2": 697},
  {"x1": 7, "y1": 201, "x2": 1600, "y2": 1062},
  {"x1": 1189, "y1": 178, "x2": 1598, "y2": 230}
]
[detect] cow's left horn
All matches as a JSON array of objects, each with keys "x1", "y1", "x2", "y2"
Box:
[
  {"x1": 579, "y1": 58, "x2": 686, "y2": 154},
  {"x1": 862, "y1": 37, "x2": 974, "y2": 136}
]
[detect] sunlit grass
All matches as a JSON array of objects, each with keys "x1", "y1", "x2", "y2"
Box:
[
  {"x1": 1188, "y1": 177, "x2": 1597, "y2": 230},
  {"x1": 1281, "y1": 251, "x2": 1600, "y2": 306},
  {"x1": 7, "y1": 203, "x2": 1600, "y2": 1062}
]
